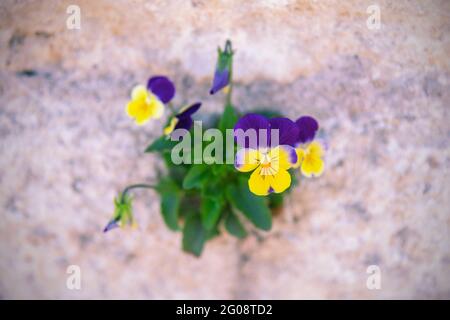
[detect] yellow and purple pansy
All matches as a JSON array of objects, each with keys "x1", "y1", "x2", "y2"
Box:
[
  {"x1": 164, "y1": 102, "x2": 202, "y2": 136},
  {"x1": 293, "y1": 116, "x2": 325, "y2": 178},
  {"x1": 234, "y1": 114, "x2": 299, "y2": 196},
  {"x1": 126, "y1": 76, "x2": 175, "y2": 125}
]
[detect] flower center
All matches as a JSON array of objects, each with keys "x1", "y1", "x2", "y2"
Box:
[
  {"x1": 259, "y1": 152, "x2": 277, "y2": 176},
  {"x1": 261, "y1": 162, "x2": 272, "y2": 169},
  {"x1": 139, "y1": 101, "x2": 150, "y2": 112}
]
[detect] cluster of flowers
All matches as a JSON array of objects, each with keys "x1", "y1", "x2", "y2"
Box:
[
  {"x1": 125, "y1": 74, "x2": 325, "y2": 195},
  {"x1": 234, "y1": 114, "x2": 324, "y2": 196},
  {"x1": 104, "y1": 41, "x2": 325, "y2": 234}
]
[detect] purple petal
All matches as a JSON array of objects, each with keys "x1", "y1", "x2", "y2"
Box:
[
  {"x1": 295, "y1": 116, "x2": 319, "y2": 144},
  {"x1": 178, "y1": 102, "x2": 201, "y2": 118},
  {"x1": 174, "y1": 116, "x2": 193, "y2": 131},
  {"x1": 234, "y1": 114, "x2": 270, "y2": 148},
  {"x1": 103, "y1": 220, "x2": 119, "y2": 233},
  {"x1": 209, "y1": 69, "x2": 229, "y2": 95},
  {"x1": 269, "y1": 118, "x2": 299, "y2": 147},
  {"x1": 280, "y1": 145, "x2": 298, "y2": 165},
  {"x1": 147, "y1": 76, "x2": 175, "y2": 104}
]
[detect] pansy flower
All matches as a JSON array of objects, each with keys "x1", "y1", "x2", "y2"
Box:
[
  {"x1": 126, "y1": 76, "x2": 175, "y2": 125},
  {"x1": 293, "y1": 116, "x2": 325, "y2": 177},
  {"x1": 210, "y1": 40, "x2": 233, "y2": 95},
  {"x1": 163, "y1": 102, "x2": 202, "y2": 135},
  {"x1": 234, "y1": 114, "x2": 298, "y2": 196},
  {"x1": 103, "y1": 194, "x2": 135, "y2": 232}
]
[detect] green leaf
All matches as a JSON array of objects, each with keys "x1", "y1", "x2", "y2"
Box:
[
  {"x1": 182, "y1": 214, "x2": 206, "y2": 257},
  {"x1": 225, "y1": 210, "x2": 247, "y2": 239},
  {"x1": 201, "y1": 178, "x2": 223, "y2": 198},
  {"x1": 160, "y1": 193, "x2": 180, "y2": 231},
  {"x1": 206, "y1": 226, "x2": 220, "y2": 240},
  {"x1": 226, "y1": 179, "x2": 272, "y2": 231},
  {"x1": 211, "y1": 163, "x2": 225, "y2": 176},
  {"x1": 145, "y1": 136, "x2": 175, "y2": 153},
  {"x1": 182, "y1": 164, "x2": 209, "y2": 189},
  {"x1": 219, "y1": 104, "x2": 238, "y2": 133},
  {"x1": 156, "y1": 178, "x2": 181, "y2": 231},
  {"x1": 268, "y1": 192, "x2": 284, "y2": 209},
  {"x1": 201, "y1": 197, "x2": 222, "y2": 230},
  {"x1": 161, "y1": 152, "x2": 189, "y2": 186}
]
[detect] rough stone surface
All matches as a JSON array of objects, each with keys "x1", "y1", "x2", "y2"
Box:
[{"x1": 0, "y1": 0, "x2": 449, "y2": 299}]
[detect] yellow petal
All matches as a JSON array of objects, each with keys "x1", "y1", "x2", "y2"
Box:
[
  {"x1": 293, "y1": 148, "x2": 305, "y2": 169},
  {"x1": 135, "y1": 113, "x2": 151, "y2": 125},
  {"x1": 235, "y1": 148, "x2": 260, "y2": 172},
  {"x1": 307, "y1": 141, "x2": 324, "y2": 158},
  {"x1": 301, "y1": 155, "x2": 324, "y2": 177},
  {"x1": 126, "y1": 100, "x2": 141, "y2": 118},
  {"x1": 300, "y1": 141, "x2": 325, "y2": 177},
  {"x1": 126, "y1": 92, "x2": 165, "y2": 125},
  {"x1": 148, "y1": 96, "x2": 164, "y2": 119},
  {"x1": 131, "y1": 85, "x2": 148, "y2": 100},
  {"x1": 248, "y1": 167, "x2": 270, "y2": 196},
  {"x1": 164, "y1": 117, "x2": 179, "y2": 135},
  {"x1": 134, "y1": 104, "x2": 153, "y2": 125},
  {"x1": 178, "y1": 103, "x2": 191, "y2": 113},
  {"x1": 268, "y1": 169, "x2": 291, "y2": 193},
  {"x1": 268, "y1": 145, "x2": 297, "y2": 171},
  {"x1": 127, "y1": 85, "x2": 151, "y2": 124}
]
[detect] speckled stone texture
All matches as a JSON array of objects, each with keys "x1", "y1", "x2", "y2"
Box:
[{"x1": 0, "y1": 0, "x2": 449, "y2": 299}]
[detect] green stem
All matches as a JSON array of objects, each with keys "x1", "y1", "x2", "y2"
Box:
[
  {"x1": 121, "y1": 183, "x2": 156, "y2": 201},
  {"x1": 226, "y1": 60, "x2": 233, "y2": 107},
  {"x1": 225, "y1": 40, "x2": 234, "y2": 107}
]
